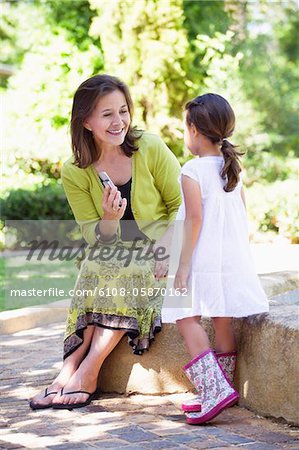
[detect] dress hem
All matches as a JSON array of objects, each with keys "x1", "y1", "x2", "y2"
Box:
[
  {"x1": 162, "y1": 309, "x2": 269, "y2": 323},
  {"x1": 64, "y1": 312, "x2": 162, "y2": 359}
]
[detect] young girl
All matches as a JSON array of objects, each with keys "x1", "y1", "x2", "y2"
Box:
[{"x1": 162, "y1": 93, "x2": 269, "y2": 425}]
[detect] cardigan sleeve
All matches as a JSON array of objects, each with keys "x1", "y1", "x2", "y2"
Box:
[
  {"x1": 152, "y1": 136, "x2": 181, "y2": 223},
  {"x1": 61, "y1": 162, "x2": 100, "y2": 246}
]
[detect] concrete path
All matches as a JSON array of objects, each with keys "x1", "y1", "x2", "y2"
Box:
[{"x1": 1, "y1": 322, "x2": 299, "y2": 450}]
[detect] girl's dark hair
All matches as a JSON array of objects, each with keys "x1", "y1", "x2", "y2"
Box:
[
  {"x1": 185, "y1": 93, "x2": 244, "y2": 192},
  {"x1": 71, "y1": 74, "x2": 143, "y2": 168}
]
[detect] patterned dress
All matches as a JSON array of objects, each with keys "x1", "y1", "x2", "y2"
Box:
[{"x1": 64, "y1": 176, "x2": 174, "y2": 358}]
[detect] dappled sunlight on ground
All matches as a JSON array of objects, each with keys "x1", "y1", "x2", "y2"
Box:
[
  {"x1": 1, "y1": 321, "x2": 298, "y2": 449},
  {"x1": 16, "y1": 323, "x2": 65, "y2": 336}
]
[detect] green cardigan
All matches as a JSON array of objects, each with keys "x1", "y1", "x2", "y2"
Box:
[{"x1": 61, "y1": 132, "x2": 181, "y2": 245}]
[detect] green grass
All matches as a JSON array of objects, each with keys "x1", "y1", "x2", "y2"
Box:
[{"x1": 0, "y1": 254, "x2": 78, "y2": 311}]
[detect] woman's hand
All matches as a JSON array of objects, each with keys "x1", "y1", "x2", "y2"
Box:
[
  {"x1": 102, "y1": 185, "x2": 127, "y2": 220},
  {"x1": 153, "y1": 225, "x2": 173, "y2": 280},
  {"x1": 97, "y1": 186, "x2": 127, "y2": 241},
  {"x1": 174, "y1": 264, "x2": 190, "y2": 292},
  {"x1": 154, "y1": 258, "x2": 169, "y2": 280}
]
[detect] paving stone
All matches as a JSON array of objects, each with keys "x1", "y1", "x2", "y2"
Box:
[
  {"x1": 108, "y1": 425, "x2": 143, "y2": 435},
  {"x1": 161, "y1": 433, "x2": 202, "y2": 444},
  {"x1": 188, "y1": 439, "x2": 231, "y2": 449},
  {"x1": 108, "y1": 428, "x2": 159, "y2": 443},
  {"x1": 88, "y1": 438, "x2": 134, "y2": 448},
  {"x1": 210, "y1": 448, "x2": 236, "y2": 450},
  {"x1": 284, "y1": 444, "x2": 299, "y2": 449},
  {"x1": 142, "y1": 439, "x2": 181, "y2": 448},
  {"x1": 257, "y1": 431, "x2": 298, "y2": 444},
  {"x1": 147, "y1": 419, "x2": 204, "y2": 435},
  {"x1": 47, "y1": 444, "x2": 92, "y2": 450},
  {"x1": 238, "y1": 444, "x2": 283, "y2": 450},
  {"x1": 0, "y1": 441, "x2": 27, "y2": 449},
  {"x1": 214, "y1": 433, "x2": 256, "y2": 445},
  {"x1": 102, "y1": 447, "x2": 145, "y2": 450},
  {"x1": 199, "y1": 426, "x2": 231, "y2": 437}
]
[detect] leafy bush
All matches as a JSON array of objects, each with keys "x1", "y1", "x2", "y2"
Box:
[
  {"x1": 1, "y1": 181, "x2": 73, "y2": 220},
  {"x1": 243, "y1": 152, "x2": 298, "y2": 186},
  {"x1": 246, "y1": 179, "x2": 299, "y2": 243},
  {"x1": 2, "y1": 155, "x2": 66, "y2": 196},
  {"x1": 9, "y1": 157, "x2": 63, "y2": 180},
  {"x1": 0, "y1": 181, "x2": 84, "y2": 250}
]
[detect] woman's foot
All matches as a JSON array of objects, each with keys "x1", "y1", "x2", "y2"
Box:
[
  {"x1": 52, "y1": 360, "x2": 98, "y2": 408},
  {"x1": 29, "y1": 360, "x2": 80, "y2": 409},
  {"x1": 29, "y1": 382, "x2": 63, "y2": 409}
]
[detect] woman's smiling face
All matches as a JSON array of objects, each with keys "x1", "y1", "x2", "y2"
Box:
[{"x1": 84, "y1": 89, "x2": 131, "y2": 147}]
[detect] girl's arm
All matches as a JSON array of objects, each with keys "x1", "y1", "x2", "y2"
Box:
[{"x1": 174, "y1": 174, "x2": 202, "y2": 291}]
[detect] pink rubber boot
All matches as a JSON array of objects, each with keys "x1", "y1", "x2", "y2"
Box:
[
  {"x1": 182, "y1": 349, "x2": 239, "y2": 424},
  {"x1": 181, "y1": 351, "x2": 237, "y2": 413},
  {"x1": 216, "y1": 351, "x2": 237, "y2": 384}
]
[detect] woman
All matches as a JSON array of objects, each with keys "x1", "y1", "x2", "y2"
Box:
[{"x1": 29, "y1": 74, "x2": 181, "y2": 409}]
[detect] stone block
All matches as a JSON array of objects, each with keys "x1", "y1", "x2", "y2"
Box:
[{"x1": 99, "y1": 286, "x2": 299, "y2": 425}]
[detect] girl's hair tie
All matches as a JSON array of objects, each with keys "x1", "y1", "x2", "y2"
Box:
[{"x1": 220, "y1": 137, "x2": 228, "y2": 146}]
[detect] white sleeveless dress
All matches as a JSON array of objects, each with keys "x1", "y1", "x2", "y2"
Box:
[{"x1": 162, "y1": 156, "x2": 269, "y2": 322}]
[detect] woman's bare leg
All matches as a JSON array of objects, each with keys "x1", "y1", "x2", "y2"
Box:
[
  {"x1": 212, "y1": 317, "x2": 236, "y2": 353},
  {"x1": 52, "y1": 327, "x2": 126, "y2": 406},
  {"x1": 176, "y1": 316, "x2": 210, "y2": 359},
  {"x1": 30, "y1": 325, "x2": 95, "y2": 407}
]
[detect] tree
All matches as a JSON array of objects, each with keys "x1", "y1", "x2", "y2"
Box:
[
  {"x1": 238, "y1": 1, "x2": 299, "y2": 156},
  {"x1": 183, "y1": 0, "x2": 230, "y2": 40},
  {"x1": 3, "y1": 0, "x2": 103, "y2": 164},
  {"x1": 89, "y1": 0, "x2": 196, "y2": 156}
]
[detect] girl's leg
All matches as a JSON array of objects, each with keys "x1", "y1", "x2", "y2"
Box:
[
  {"x1": 176, "y1": 316, "x2": 210, "y2": 358},
  {"x1": 211, "y1": 317, "x2": 236, "y2": 353},
  {"x1": 52, "y1": 327, "x2": 126, "y2": 406},
  {"x1": 30, "y1": 325, "x2": 95, "y2": 407}
]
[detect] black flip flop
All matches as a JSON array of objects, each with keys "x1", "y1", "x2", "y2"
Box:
[
  {"x1": 29, "y1": 387, "x2": 58, "y2": 410},
  {"x1": 52, "y1": 387, "x2": 98, "y2": 410}
]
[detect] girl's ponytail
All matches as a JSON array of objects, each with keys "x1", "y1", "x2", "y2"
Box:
[{"x1": 220, "y1": 139, "x2": 244, "y2": 192}]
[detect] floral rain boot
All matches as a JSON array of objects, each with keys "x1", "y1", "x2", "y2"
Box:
[
  {"x1": 216, "y1": 351, "x2": 237, "y2": 384},
  {"x1": 182, "y1": 348, "x2": 239, "y2": 424},
  {"x1": 181, "y1": 350, "x2": 237, "y2": 413}
]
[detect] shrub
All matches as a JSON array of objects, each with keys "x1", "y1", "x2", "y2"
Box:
[
  {"x1": 243, "y1": 151, "x2": 297, "y2": 186},
  {"x1": 13, "y1": 157, "x2": 63, "y2": 180},
  {"x1": 246, "y1": 179, "x2": 299, "y2": 243},
  {"x1": 1, "y1": 181, "x2": 73, "y2": 220},
  {"x1": 0, "y1": 181, "x2": 80, "y2": 250}
]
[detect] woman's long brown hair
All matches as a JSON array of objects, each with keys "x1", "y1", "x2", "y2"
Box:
[
  {"x1": 71, "y1": 74, "x2": 143, "y2": 168},
  {"x1": 185, "y1": 93, "x2": 244, "y2": 192}
]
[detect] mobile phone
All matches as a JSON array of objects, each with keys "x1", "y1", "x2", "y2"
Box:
[
  {"x1": 99, "y1": 171, "x2": 116, "y2": 189},
  {"x1": 99, "y1": 171, "x2": 122, "y2": 206}
]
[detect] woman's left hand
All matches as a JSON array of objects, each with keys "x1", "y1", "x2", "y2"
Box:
[
  {"x1": 153, "y1": 225, "x2": 173, "y2": 280},
  {"x1": 154, "y1": 257, "x2": 169, "y2": 280}
]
